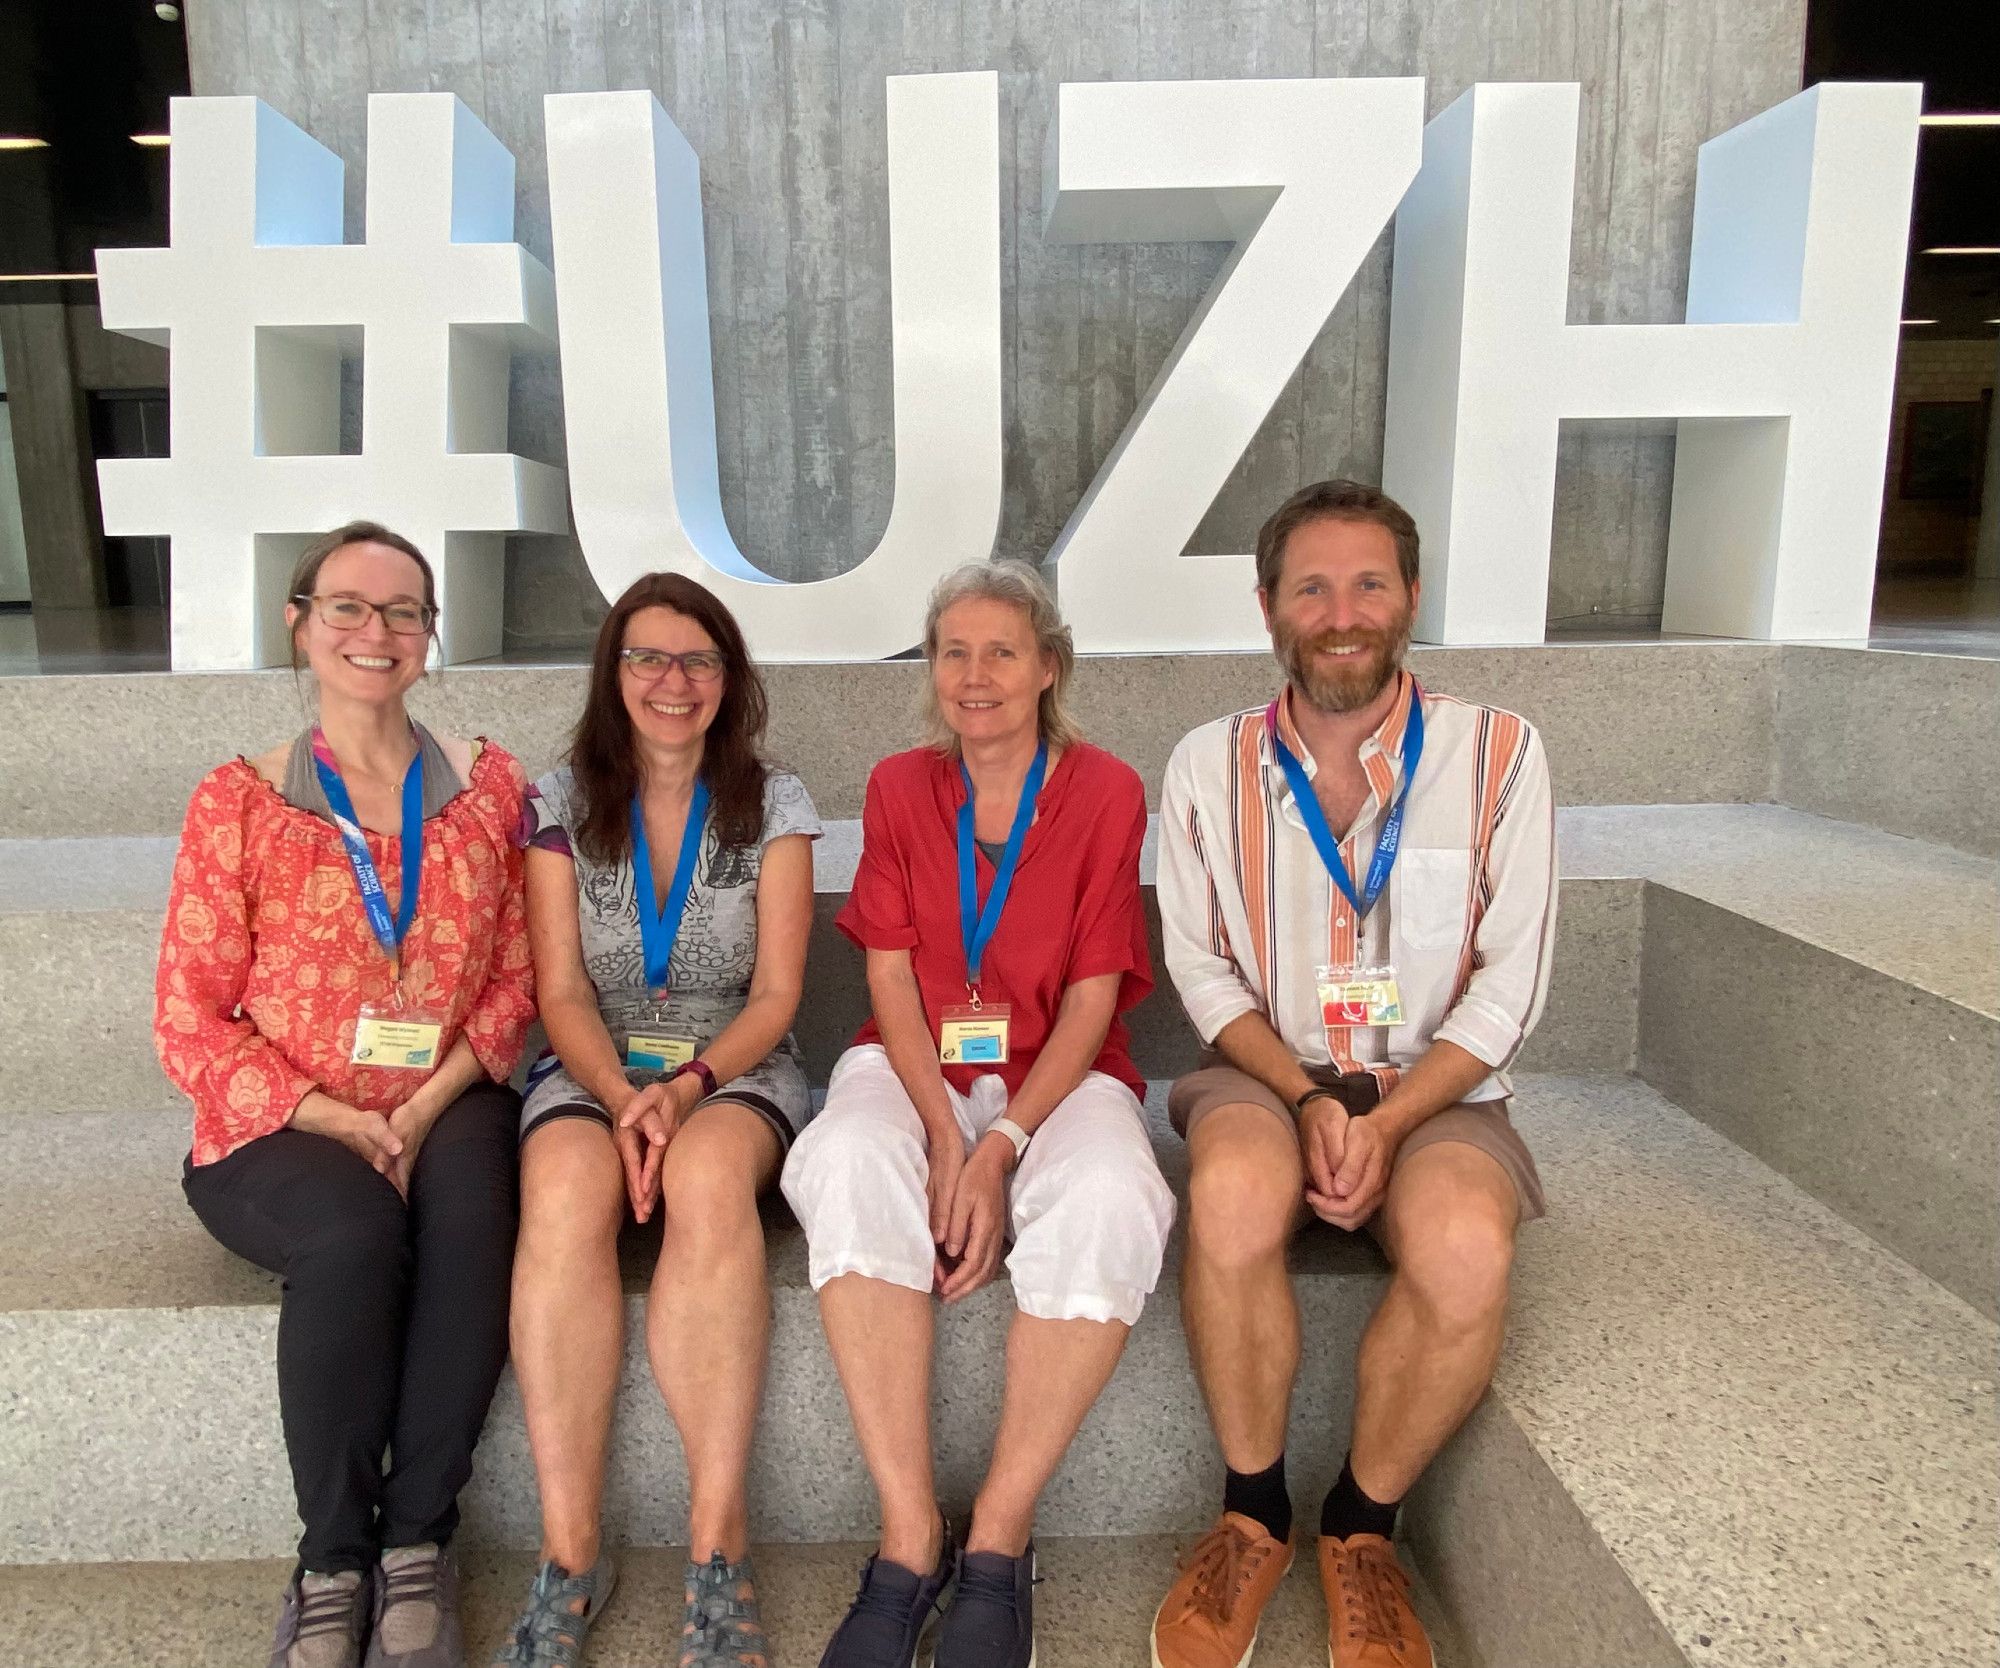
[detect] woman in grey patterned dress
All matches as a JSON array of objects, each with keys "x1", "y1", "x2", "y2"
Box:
[{"x1": 493, "y1": 575, "x2": 819, "y2": 1668}]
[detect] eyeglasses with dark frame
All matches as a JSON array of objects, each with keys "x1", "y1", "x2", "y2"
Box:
[
  {"x1": 293, "y1": 592, "x2": 437, "y2": 635},
  {"x1": 619, "y1": 646, "x2": 726, "y2": 682}
]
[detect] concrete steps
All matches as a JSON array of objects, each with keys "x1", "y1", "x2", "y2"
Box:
[
  {"x1": 6, "y1": 643, "x2": 1991, "y2": 851},
  {"x1": 4, "y1": 639, "x2": 1995, "y2": 1668},
  {"x1": 3, "y1": 1076, "x2": 1994, "y2": 1667},
  {"x1": 1564, "y1": 802, "x2": 2000, "y2": 1314},
  {"x1": 0, "y1": 641, "x2": 1792, "y2": 836},
  {"x1": 0, "y1": 1537, "x2": 1467, "y2": 1668},
  {"x1": 8, "y1": 802, "x2": 1989, "y2": 1317},
  {"x1": 0, "y1": 825, "x2": 1643, "y2": 1114}
]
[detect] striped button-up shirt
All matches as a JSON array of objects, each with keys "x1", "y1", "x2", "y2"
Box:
[{"x1": 1158, "y1": 671, "x2": 1557, "y2": 1103}]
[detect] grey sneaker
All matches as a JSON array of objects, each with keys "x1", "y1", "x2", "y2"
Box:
[
  {"x1": 932, "y1": 1546, "x2": 1036, "y2": 1668},
  {"x1": 268, "y1": 1568, "x2": 370, "y2": 1668},
  {"x1": 489, "y1": 1555, "x2": 619, "y2": 1668},
  {"x1": 365, "y1": 1543, "x2": 464, "y2": 1667},
  {"x1": 679, "y1": 1549, "x2": 770, "y2": 1667},
  {"x1": 817, "y1": 1518, "x2": 958, "y2": 1668}
]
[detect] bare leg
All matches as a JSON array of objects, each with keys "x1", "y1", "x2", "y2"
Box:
[
  {"x1": 647, "y1": 1101, "x2": 782, "y2": 1565},
  {"x1": 1181, "y1": 1104, "x2": 1311, "y2": 1471},
  {"x1": 1349, "y1": 1141, "x2": 1519, "y2": 1502},
  {"x1": 966, "y1": 1313, "x2": 1129, "y2": 1555},
  {"x1": 513, "y1": 1120, "x2": 626, "y2": 1571},
  {"x1": 819, "y1": 1273, "x2": 940, "y2": 1573}
]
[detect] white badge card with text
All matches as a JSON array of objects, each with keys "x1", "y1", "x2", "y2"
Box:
[
  {"x1": 940, "y1": 1002, "x2": 1011, "y2": 1065},
  {"x1": 352, "y1": 1001, "x2": 445, "y2": 1070},
  {"x1": 1316, "y1": 963, "x2": 1404, "y2": 1031}
]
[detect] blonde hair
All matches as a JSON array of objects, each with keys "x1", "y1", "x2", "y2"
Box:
[{"x1": 920, "y1": 559, "x2": 1082, "y2": 752}]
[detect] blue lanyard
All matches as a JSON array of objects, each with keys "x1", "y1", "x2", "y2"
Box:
[
  {"x1": 957, "y1": 741, "x2": 1048, "y2": 992},
  {"x1": 1268, "y1": 691, "x2": 1425, "y2": 919},
  {"x1": 631, "y1": 779, "x2": 710, "y2": 993},
  {"x1": 312, "y1": 729, "x2": 424, "y2": 978}
]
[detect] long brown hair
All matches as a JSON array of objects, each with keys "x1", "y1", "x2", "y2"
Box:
[{"x1": 568, "y1": 573, "x2": 770, "y2": 864}]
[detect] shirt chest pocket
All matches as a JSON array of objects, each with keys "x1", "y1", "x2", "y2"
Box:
[{"x1": 1392, "y1": 848, "x2": 1474, "y2": 951}]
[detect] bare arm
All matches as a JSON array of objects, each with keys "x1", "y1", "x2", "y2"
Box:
[
  {"x1": 525, "y1": 844, "x2": 636, "y2": 1116},
  {"x1": 1209, "y1": 1007, "x2": 1321, "y2": 1108},
  {"x1": 1368, "y1": 1038, "x2": 1491, "y2": 1148},
  {"x1": 865, "y1": 945, "x2": 959, "y2": 1140},
  {"x1": 684, "y1": 832, "x2": 812, "y2": 1089},
  {"x1": 977, "y1": 971, "x2": 1119, "y2": 1144}
]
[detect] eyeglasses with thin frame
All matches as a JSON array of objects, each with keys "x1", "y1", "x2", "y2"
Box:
[
  {"x1": 293, "y1": 592, "x2": 437, "y2": 635},
  {"x1": 620, "y1": 646, "x2": 726, "y2": 682}
]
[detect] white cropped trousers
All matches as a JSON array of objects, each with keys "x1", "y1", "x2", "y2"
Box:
[{"x1": 780, "y1": 1044, "x2": 1176, "y2": 1326}]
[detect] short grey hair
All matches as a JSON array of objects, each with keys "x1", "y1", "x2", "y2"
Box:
[{"x1": 920, "y1": 559, "x2": 1082, "y2": 752}]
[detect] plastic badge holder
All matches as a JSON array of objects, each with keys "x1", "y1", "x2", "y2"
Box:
[
  {"x1": 1316, "y1": 963, "x2": 1405, "y2": 1029},
  {"x1": 352, "y1": 997, "x2": 444, "y2": 1069},
  {"x1": 939, "y1": 1001, "x2": 1012, "y2": 1064}
]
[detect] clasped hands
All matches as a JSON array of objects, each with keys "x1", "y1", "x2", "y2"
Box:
[
  {"x1": 613, "y1": 1070, "x2": 708, "y2": 1221},
  {"x1": 1299, "y1": 1096, "x2": 1397, "y2": 1229},
  {"x1": 924, "y1": 1119, "x2": 1015, "y2": 1304},
  {"x1": 291, "y1": 1090, "x2": 442, "y2": 1199}
]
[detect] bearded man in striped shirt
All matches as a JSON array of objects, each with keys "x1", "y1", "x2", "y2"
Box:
[{"x1": 1150, "y1": 480, "x2": 1557, "y2": 1668}]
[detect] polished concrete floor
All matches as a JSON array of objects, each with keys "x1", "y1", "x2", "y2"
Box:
[
  {"x1": 0, "y1": 1537, "x2": 1465, "y2": 1668},
  {"x1": 2, "y1": 574, "x2": 1996, "y2": 675}
]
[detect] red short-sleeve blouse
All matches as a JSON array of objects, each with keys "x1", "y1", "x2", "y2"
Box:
[
  {"x1": 836, "y1": 741, "x2": 1153, "y2": 1096},
  {"x1": 154, "y1": 743, "x2": 537, "y2": 1165}
]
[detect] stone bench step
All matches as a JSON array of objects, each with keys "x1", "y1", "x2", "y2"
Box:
[{"x1": 3, "y1": 1075, "x2": 1994, "y2": 1668}]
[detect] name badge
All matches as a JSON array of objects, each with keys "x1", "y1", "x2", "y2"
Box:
[
  {"x1": 626, "y1": 1034, "x2": 697, "y2": 1072},
  {"x1": 352, "y1": 1003, "x2": 444, "y2": 1070},
  {"x1": 939, "y1": 1002, "x2": 1011, "y2": 1065},
  {"x1": 1316, "y1": 963, "x2": 1404, "y2": 1030}
]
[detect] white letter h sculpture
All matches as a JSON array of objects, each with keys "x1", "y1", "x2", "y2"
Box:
[
  {"x1": 1383, "y1": 81, "x2": 1921, "y2": 644},
  {"x1": 96, "y1": 94, "x2": 568, "y2": 669}
]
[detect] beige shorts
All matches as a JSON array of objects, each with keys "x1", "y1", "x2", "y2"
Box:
[{"x1": 1167, "y1": 1058, "x2": 1546, "y2": 1223}]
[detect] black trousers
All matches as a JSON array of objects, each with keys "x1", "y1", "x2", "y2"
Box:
[{"x1": 183, "y1": 1081, "x2": 521, "y2": 1573}]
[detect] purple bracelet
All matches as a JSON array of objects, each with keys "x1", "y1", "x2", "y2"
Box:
[{"x1": 675, "y1": 1058, "x2": 718, "y2": 1100}]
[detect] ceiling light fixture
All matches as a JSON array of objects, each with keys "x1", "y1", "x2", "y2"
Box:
[
  {"x1": 1901, "y1": 318, "x2": 1938, "y2": 326},
  {"x1": 1922, "y1": 247, "x2": 2000, "y2": 257},
  {"x1": 0, "y1": 273, "x2": 98, "y2": 283},
  {"x1": 130, "y1": 134, "x2": 171, "y2": 148},
  {"x1": 1919, "y1": 113, "x2": 2000, "y2": 127},
  {"x1": 0, "y1": 137, "x2": 50, "y2": 151}
]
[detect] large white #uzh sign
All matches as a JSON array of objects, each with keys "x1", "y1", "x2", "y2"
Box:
[{"x1": 95, "y1": 75, "x2": 1920, "y2": 670}]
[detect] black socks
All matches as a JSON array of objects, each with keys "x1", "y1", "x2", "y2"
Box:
[
  {"x1": 1320, "y1": 1455, "x2": 1400, "y2": 1541},
  {"x1": 1224, "y1": 1453, "x2": 1402, "y2": 1543},
  {"x1": 1222, "y1": 1454, "x2": 1293, "y2": 1543}
]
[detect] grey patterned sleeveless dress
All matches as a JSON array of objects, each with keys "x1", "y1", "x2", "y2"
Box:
[{"x1": 517, "y1": 764, "x2": 821, "y2": 1147}]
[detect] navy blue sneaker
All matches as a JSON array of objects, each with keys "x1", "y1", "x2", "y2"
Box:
[
  {"x1": 932, "y1": 1545, "x2": 1035, "y2": 1668},
  {"x1": 818, "y1": 1521, "x2": 959, "y2": 1668}
]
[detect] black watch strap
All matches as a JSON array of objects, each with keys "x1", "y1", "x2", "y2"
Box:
[{"x1": 1294, "y1": 1085, "x2": 1343, "y2": 1116}]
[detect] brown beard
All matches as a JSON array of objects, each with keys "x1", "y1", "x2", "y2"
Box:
[{"x1": 1275, "y1": 615, "x2": 1412, "y2": 714}]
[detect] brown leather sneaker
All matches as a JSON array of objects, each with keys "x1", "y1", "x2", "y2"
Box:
[
  {"x1": 1150, "y1": 1511, "x2": 1294, "y2": 1668},
  {"x1": 1317, "y1": 1534, "x2": 1433, "y2": 1668}
]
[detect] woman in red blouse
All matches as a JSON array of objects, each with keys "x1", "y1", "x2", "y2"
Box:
[
  {"x1": 780, "y1": 561, "x2": 1176, "y2": 1668},
  {"x1": 157, "y1": 521, "x2": 534, "y2": 1668}
]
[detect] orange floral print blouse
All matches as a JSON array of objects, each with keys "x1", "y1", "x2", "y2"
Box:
[{"x1": 156, "y1": 742, "x2": 537, "y2": 1165}]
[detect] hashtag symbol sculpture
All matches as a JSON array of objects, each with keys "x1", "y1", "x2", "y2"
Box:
[{"x1": 96, "y1": 94, "x2": 567, "y2": 669}]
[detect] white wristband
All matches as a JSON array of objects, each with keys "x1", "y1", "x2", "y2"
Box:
[{"x1": 989, "y1": 1117, "x2": 1031, "y2": 1161}]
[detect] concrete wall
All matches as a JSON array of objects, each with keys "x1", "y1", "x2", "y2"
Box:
[
  {"x1": 1878, "y1": 335, "x2": 1996, "y2": 575},
  {"x1": 186, "y1": 0, "x2": 1806, "y2": 650}
]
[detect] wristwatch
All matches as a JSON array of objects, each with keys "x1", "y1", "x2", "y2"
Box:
[
  {"x1": 988, "y1": 1116, "x2": 1032, "y2": 1162},
  {"x1": 1294, "y1": 1086, "x2": 1344, "y2": 1116},
  {"x1": 673, "y1": 1058, "x2": 718, "y2": 1099}
]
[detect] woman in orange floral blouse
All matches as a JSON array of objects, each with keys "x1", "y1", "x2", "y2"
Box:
[{"x1": 157, "y1": 521, "x2": 535, "y2": 1668}]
